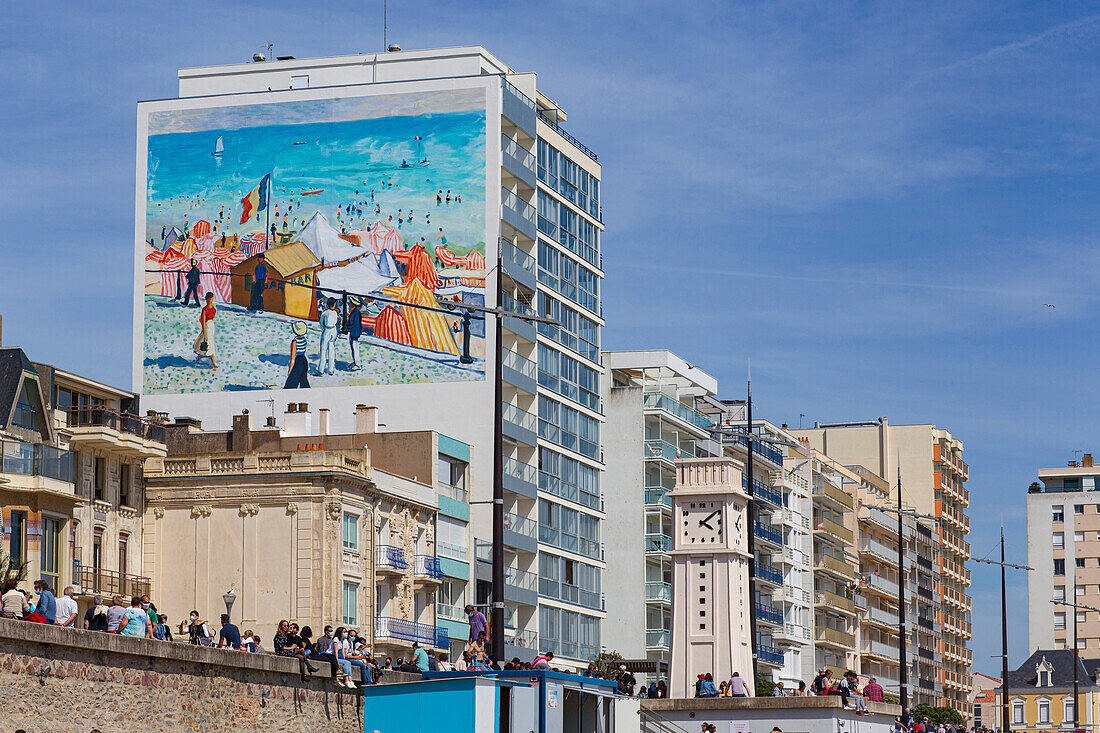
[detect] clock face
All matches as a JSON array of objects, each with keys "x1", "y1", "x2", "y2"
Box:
[{"x1": 682, "y1": 500, "x2": 724, "y2": 545}]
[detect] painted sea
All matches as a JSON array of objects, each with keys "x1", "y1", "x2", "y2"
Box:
[{"x1": 140, "y1": 90, "x2": 488, "y2": 394}]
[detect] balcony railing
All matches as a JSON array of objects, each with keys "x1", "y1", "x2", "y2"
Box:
[
  {"x1": 643, "y1": 392, "x2": 711, "y2": 429},
  {"x1": 645, "y1": 581, "x2": 672, "y2": 602},
  {"x1": 536, "y1": 109, "x2": 598, "y2": 162},
  {"x1": 376, "y1": 544, "x2": 408, "y2": 570},
  {"x1": 66, "y1": 407, "x2": 166, "y2": 443},
  {"x1": 860, "y1": 536, "x2": 899, "y2": 563},
  {"x1": 756, "y1": 563, "x2": 783, "y2": 585},
  {"x1": 863, "y1": 639, "x2": 898, "y2": 659},
  {"x1": 75, "y1": 564, "x2": 150, "y2": 598},
  {"x1": 414, "y1": 554, "x2": 444, "y2": 580},
  {"x1": 754, "y1": 522, "x2": 783, "y2": 546},
  {"x1": 745, "y1": 476, "x2": 784, "y2": 507},
  {"x1": 644, "y1": 486, "x2": 672, "y2": 508},
  {"x1": 755, "y1": 597, "x2": 783, "y2": 625},
  {"x1": 436, "y1": 481, "x2": 468, "y2": 503},
  {"x1": 863, "y1": 573, "x2": 900, "y2": 597},
  {"x1": 815, "y1": 517, "x2": 854, "y2": 544},
  {"x1": 502, "y1": 187, "x2": 536, "y2": 232},
  {"x1": 725, "y1": 433, "x2": 784, "y2": 466},
  {"x1": 864, "y1": 605, "x2": 900, "y2": 628},
  {"x1": 646, "y1": 628, "x2": 670, "y2": 649},
  {"x1": 502, "y1": 403, "x2": 537, "y2": 433},
  {"x1": 503, "y1": 511, "x2": 537, "y2": 538},
  {"x1": 502, "y1": 133, "x2": 536, "y2": 172},
  {"x1": 645, "y1": 534, "x2": 671, "y2": 553},
  {"x1": 375, "y1": 616, "x2": 449, "y2": 649},
  {"x1": 757, "y1": 643, "x2": 785, "y2": 666},
  {"x1": 538, "y1": 577, "x2": 603, "y2": 610},
  {"x1": 644, "y1": 439, "x2": 682, "y2": 462},
  {"x1": 816, "y1": 590, "x2": 855, "y2": 614},
  {"x1": 813, "y1": 482, "x2": 854, "y2": 510},
  {"x1": 814, "y1": 553, "x2": 855, "y2": 578},
  {"x1": 503, "y1": 456, "x2": 538, "y2": 486},
  {"x1": 503, "y1": 348, "x2": 537, "y2": 381},
  {"x1": 437, "y1": 602, "x2": 466, "y2": 622},
  {"x1": 1, "y1": 438, "x2": 73, "y2": 483},
  {"x1": 437, "y1": 541, "x2": 467, "y2": 562},
  {"x1": 815, "y1": 625, "x2": 856, "y2": 648},
  {"x1": 501, "y1": 292, "x2": 538, "y2": 319},
  {"x1": 505, "y1": 566, "x2": 538, "y2": 593}
]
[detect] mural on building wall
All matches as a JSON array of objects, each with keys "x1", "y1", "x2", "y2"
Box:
[{"x1": 139, "y1": 89, "x2": 487, "y2": 394}]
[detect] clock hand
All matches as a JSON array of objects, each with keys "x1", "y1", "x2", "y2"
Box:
[
  {"x1": 698, "y1": 510, "x2": 719, "y2": 526},
  {"x1": 699, "y1": 519, "x2": 713, "y2": 530}
]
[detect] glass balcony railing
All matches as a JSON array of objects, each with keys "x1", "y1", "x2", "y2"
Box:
[
  {"x1": 538, "y1": 577, "x2": 603, "y2": 610},
  {"x1": 65, "y1": 407, "x2": 167, "y2": 443},
  {"x1": 436, "y1": 540, "x2": 467, "y2": 562},
  {"x1": 0, "y1": 438, "x2": 73, "y2": 483},
  {"x1": 644, "y1": 486, "x2": 672, "y2": 508},
  {"x1": 502, "y1": 133, "x2": 536, "y2": 172},
  {"x1": 505, "y1": 566, "x2": 538, "y2": 593},
  {"x1": 503, "y1": 511, "x2": 537, "y2": 538},
  {"x1": 503, "y1": 456, "x2": 538, "y2": 485},
  {"x1": 645, "y1": 533, "x2": 672, "y2": 553},
  {"x1": 436, "y1": 481, "x2": 468, "y2": 503},
  {"x1": 645, "y1": 581, "x2": 672, "y2": 602},
  {"x1": 643, "y1": 392, "x2": 711, "y2": 430},
  {"x1": 502, "y1": 187, "x2": 536, "y2": 232},
  {"x1": 503, "y1": 349, "x2": 537, "y2": 381},
  {"x1": 502, "y1": 403, "x2": 537, "y2": 433},
  {"x1": 646, "y1": 629, "x2": 670, "y2": 649},
  {"x1": 644, "y1": 439, "x2": 682, "y2": 462}
]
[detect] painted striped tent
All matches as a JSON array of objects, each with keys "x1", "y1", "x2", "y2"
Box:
[
  {"x1": 380, "y1": 278, "x2": 460, "y2": 356},
  {"x1": 392, "y1": 245, "x2": 439, "y2": 290},
  {"x1": 374, "y1": 305, "x2": 411, "y2": 346},
  {"x1": 240, "y1": 232, "x2": 270, "y2": 256},
  {"x1": 435, "y1": 245, "x2": 486, "y2": 270},
  {"x1": 148, "y1": 248, "x2": 247, "y2": 302}
]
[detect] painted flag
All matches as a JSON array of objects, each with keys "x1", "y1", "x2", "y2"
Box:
[{"x1": 239, "y1": 174, "x2": 271, "y2": 224}]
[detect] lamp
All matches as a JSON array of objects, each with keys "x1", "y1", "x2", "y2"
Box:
[{"x1": 222, "y1": 589, "x2": 236, "y2": 620}]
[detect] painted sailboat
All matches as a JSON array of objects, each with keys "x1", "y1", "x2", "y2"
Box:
[{"x1": 212, "y1": 136, "x2": 224, "y2": 158}]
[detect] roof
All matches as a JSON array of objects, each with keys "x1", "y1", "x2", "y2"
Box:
[
  {"x1": 1002, "y1": 649, "x2": 1100, "y2": 691},
  {"x1": 0, "y1": 347, "x2": 36, "y2": 430},
  {"x1": 974, "y1": 690, "x2": 996, "y2": 704},
  {"x1": 255, "y1": 242, "x2": 319, "y2": 276}
]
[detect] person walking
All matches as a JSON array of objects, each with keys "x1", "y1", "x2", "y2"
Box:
[
  {"x1": 464, "y1": 604, "x2": 487, "y2": 643},
  {"x1": 249, "y1": 253, "x2": 267, "y2": 312},
  {"x1": 194, "y1": 293, "x2": 218, "y2": 371},
  {"x1": 119, "y1": 596, "x2": 152, "y2": 638},
  {"x1": 284, "y1": 322, "x2": 311, "y2": 389},
  {"x1": 182, "y1": 260, "x2": 202, "y2": 307},
  {"x1": 55, "y1": 586, "x2": 78, "y2": 627},
  {"x1": 347, "y1": 296, "x2": 364, "y2": 370},
  {"x1": 728, "y1": 671, "x2": 751, "y2": 697},
  {"x1": 318, "y1": 298, "x2": 340, "y2": 375}
]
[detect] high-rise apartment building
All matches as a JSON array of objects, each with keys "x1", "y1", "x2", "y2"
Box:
[
  {"x1": 136, "y1": 46, "x2": 605, "y2": 667},
  {"x1": 793, "y1": 418, "x2": 973, "y2": 718},
  {"x1": 1026, "y1": 453, "x2": 1100, "y2": 654}
]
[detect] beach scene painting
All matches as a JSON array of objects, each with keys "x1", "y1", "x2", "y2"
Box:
[{"x1": 139, "y1": 88, "x2": 488, "y2": 394}]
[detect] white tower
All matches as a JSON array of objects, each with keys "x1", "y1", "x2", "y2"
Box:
[{"x1": 668, "y1": 456, "x2": 755, "y2": 698}]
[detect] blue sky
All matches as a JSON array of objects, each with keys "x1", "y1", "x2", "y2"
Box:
[{"x1": 3, "y1": 1, "x2": 1099, "y2": 676}]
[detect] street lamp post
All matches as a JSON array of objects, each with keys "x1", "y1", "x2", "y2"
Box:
[
  {"x1": 222, "y1": 589, "x2": 236, "y2": 621},
  {"x1": 1051, "y1": 594, "x2": 1100, "y2": 731}
]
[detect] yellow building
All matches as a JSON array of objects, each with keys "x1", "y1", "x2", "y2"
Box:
[{"x1": 996, "y1": 650, "x2": 1100, "y2": 733}]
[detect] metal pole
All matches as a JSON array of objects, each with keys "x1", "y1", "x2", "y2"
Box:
[
  {"x1": 746, "y1": 365, "x2": 759, "y2": 686},
  {"x1": 491, "y1": 243, "x2": 505, "y2": 665},
  {"x1": 898, "y1": 466, "x2": 909, "y2": 718},
  {"x1": 1074, "y1": 575, "x2": 1080, "y2": 731},
  {"x1": 1002, "y1": 526, "x2": 1010, "y2": 733}
]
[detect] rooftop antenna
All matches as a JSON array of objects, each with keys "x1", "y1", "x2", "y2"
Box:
[
  {"x1": 256, "y1": 399, "x2": 276, "y2": 427},
  {"x1": 1074, "y1": 450, "x2": 1084, "y2": 463}
]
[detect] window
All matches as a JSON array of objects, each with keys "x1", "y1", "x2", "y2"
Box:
[
  {"x1": 1078, "y1": 611, "x2": 1088, "y2": 623},
  {"x1": 118, "y1": 534, "x2": 128, "y2": 577},
  {"x1": 1054, "y1": 505, "x2": 1065, "y2": 522},
  {"x1": 437, "y1": 454, "x2": 468, "y2": 502},
  {"x1": 1077, "y1": 558, "x2": 1086, "y2": 568},
  {"x1": 94, "y1": 457, "x2": 106, "y2": 502},
  {"x1": 290, "y1": 75, "x2": 309, "y2": 89},
  {"x1": 1066, "y1": 479, "x2": 1081, "y2": 491},
  {"x1": 1076, "y1": 531, "x2": 1085, "y2": 542},
  {"x1": 1038, "y1": 700, "x2": 1051, "y2": 724},
  {"x1": 1078, "y1": 585, "x2": 1087, "y2": 596},
  {"x1": 1039, "y1": 670, "x2": 1050, "y2": 686},
  {"x1": 343, "y1": 580, "x2": 358, "y2": 625},
  {"x1": 119, "y1": 462, "x2": 131, "y2": 507},
  {"x1": 1054, "y1": 532, "x2": 1065, "y2": 548},
  {"x1": 1055, "y1": 559, "x2": 1066, "y2": 575},
  {"x1": 1065, "y1": 699, "x2": 1075, "y2": 722},
  {"x1": 42, "y1": 517, "x2": 62, "y2": 591},
  {"x1": 1075, "y1": 504, "x2": 1085, "y2": 514},
  {"x1": 342, "y1": 513, "x2": 358, "y2": 551},
  {"x1": 8, "y1": 511, "x2": 26, "y2": 568},
  {"x1": 1055, "y1": 612, "x2": 1066, "y2": 629},
  {"x1": 1013, "y1": 703, "x2": 1024, "y2": 724},
  {"x1": 92, "y1": 528, "x2": 103, "y2": 571}
]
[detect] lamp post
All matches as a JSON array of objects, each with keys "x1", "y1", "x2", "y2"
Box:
[
  {"x1": 223, "y1": 589, "x2": 236, "y2": 621},
  {"x1": 1050, "y1": 595, "x2": 1099, "y2": 731}
]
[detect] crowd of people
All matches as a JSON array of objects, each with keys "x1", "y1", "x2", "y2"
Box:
[{"x1": 689, "y1": 667, "x2": 881, "y2": 716}]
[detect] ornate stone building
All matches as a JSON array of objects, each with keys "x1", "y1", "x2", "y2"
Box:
[{"x1": 142, "y1": 406, "x2": 455, "y2": 659}]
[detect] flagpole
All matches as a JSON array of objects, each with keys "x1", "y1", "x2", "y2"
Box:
[{"x1": 265, "y1": 173, "x2": 272, "y2": 249}]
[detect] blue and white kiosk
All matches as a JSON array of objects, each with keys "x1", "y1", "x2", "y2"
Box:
[{"x1": 362, "y1": 670, "x2": 619, "y2": 733}]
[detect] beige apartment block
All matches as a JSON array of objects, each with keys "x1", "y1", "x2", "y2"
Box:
[
  {"x1": 0, "y1": 346, "x2": 165, "y2": 614},
  {"x1": 793, "y1": 418, "x2": 972, "y2": 719},
  {"x1": 142, "y1": 406, "x2": 453, "y2": 660}
]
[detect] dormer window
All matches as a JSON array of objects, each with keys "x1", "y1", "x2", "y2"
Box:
[
  {"x1": 1039, "y1": 670, "x2": 1050, "y2": 687},
  {"x1": 1036, "y1": 656, "x2": 1055, "y2": 688}
]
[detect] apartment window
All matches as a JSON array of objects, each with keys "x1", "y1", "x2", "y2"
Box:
[
  {"x1": 1054, "y1": 505, "x2": 1065, "y2": 522},
  {"x1": 1078, "y1": 611, "x2": 1088, "y2": 623},
  {"x1": 1039, "y1": 670, "x2": 1050, "y2": 686},
  {"x1": 1054, "y1": 532, "x2": 1065, "y2": 548},
  {"x1": 42, "y1": 517, "x2": 62, "y2": 591},
  {"x1": 93, "y1": 456, "x2": 106, "y2": 502},
  {"x1": 119, "y1": 462, "x2": 131, "y2": 507},
  {"x1": 1055, "y1": 612, "x2": 1066, "y2": 629},
  {"x1": 1076, "y1": 505, "x2": 1085, "y2": 514},
  {"x1": 1065, "y1": 699, "x2": 1075, "y2": 722},
  {"x1": 342, "y1": 513, "x2": 358, "y2": 551},
  {"x1": 437, "y1": 454, "x2": 468, "y2": 502},
  {"x1": 118, "y1": 533, "x2": 128, "y2": 577},
  {"x1": 1013, "y1": 703, "x2": 1025, "y2": 724},
  {"x1": 1038, "y1": 701, "x2": 1051, "y2": 724},
  {"x1": 8, "y1": 510, "x2": 27, "y2": 568},
  {"x1": 1078, "y1": 585, "x2": 1087, "y2": 596},
  {"x1": 1067, "y1": 479, "x2": 1081, "y2": 491},
  {"x1": 92, "y1": 528, "x2": 103, "y2": 571},
  {"x1": 1055, "y1": 559, "x2": 1066, "y2": 575},
  {"x1": 1076, "y1": 531, "x2": 1085, "y2": 542},
  {"x1": 342, "y1": 581, "x2": 358, "y2": 626},
  {"x1": 1077, "y1": 558, "x2": 1086, "y2": 568}
]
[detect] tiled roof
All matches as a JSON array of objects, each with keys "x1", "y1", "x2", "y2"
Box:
[{"x1": 1002, "y1": 649, "x2": 1100, "y2": 690}]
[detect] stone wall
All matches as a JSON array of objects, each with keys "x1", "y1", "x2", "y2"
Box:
[{"x1": 0, "y1": 617, "x2": 418, "y2": 732}]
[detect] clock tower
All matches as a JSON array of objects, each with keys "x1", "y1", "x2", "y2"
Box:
[{"x1": 668, "y1": 456, "x2": 755, "y2": 698}]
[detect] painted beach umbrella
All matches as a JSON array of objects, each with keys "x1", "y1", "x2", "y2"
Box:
[
  {"x1": 392, "y1": 244, "x2": 439, "y2": 291},
  {"x1": 381, "y1": 277, "x2": 460, "y2": 356},
  {"x1": 192, "y1": 220, "x2": 212, "y2": 238}
]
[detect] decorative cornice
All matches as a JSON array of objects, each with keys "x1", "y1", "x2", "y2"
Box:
[
  {"x1": 239, "y1": 504, "x2": 260, "y2": 517},
  {"x1": 190, "y1": 505, "x2": 212, "y2": 518}
]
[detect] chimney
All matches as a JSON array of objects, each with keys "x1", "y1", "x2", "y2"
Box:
[
  {"x1": 319, "y1": 408, "x2": 329, "y2": 437},
  {"x1": 1070, "y1": 461, "x2": 1079, "y2": 468},
  {"x1": 231, "y1": 412, "x2": 253, "y2": 452},
  {"x1": 355, "y1": 404, "x2": 379, "y2": 434},
  {"x1": 283, "y1": 402, "x2": 312, "y2": 437},
  {"x1": 1084, "y1": 454, "x2": 1094, "y2": 468}
]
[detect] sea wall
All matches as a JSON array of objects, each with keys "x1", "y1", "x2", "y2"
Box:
[{"x1": 0, "y1": 617, "x2": 417, "y2": 732}]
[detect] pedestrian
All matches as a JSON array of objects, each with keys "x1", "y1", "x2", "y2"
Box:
[
  {"x1": 106, "y1": 595, "x2": 126, "y2": 633},
  {"x1": 1, "y1": 579, "x2": 30, "y2": 619},
  {"x1": 119, "y1": 596, "x2": 152, "y2": 638},
  {"x1": 864, "y1": 676, "x2": 884, "y2": 703},
  {"x1": 728, "y1": 670, "x2": 751, "y2": 697},
  {"x1": 699, "y1": 672, "x2": 718, "y2": 698},
  {"x1": 464, "y1": 604, "x2": 487, "y2": 642},
  {"x1": 183, "y1": 260, "x2": 201, "y2": 306},
  {"x1": 194, "y1": 292, "x2": 218, "y2": 370},
  {"x1": 218, "y1": 613, "x2": 242, "y2": 649},
  {"x1": 82, "y1": 594, "x2": 109, "y2": 630},
  {"x1": 33, "y1": 579, "x2": 56, "y2": 625},
  {"x1": 318, "y1": 297, "x2": 340, "y2": 375},
  {"x1": 55, "y1": 586, "x2": 78, "y2": 627},
  {"x1": 347, "y1": 295, "x2": 364, "y2": 370},
  {"x1": 249, "y1": 253, "x2": 267, "y2": 312},
  {"x1": 284, "y1": 321, "x2": 311, "y2": 389}
]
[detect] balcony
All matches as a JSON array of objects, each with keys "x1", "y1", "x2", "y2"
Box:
[
  {"x1": 74, "y1": 564, "x2": 150, "y2": 599},
  {"x1": 65, "y1": 407, "x2": 167, "y2": 459},
  {"x1": 860, "y1": 536, "x2": 899, "y2": 565},
  {"x1": 645, "y1": 533, "x2": 671, "y2": 553},
  {"x1": 863, "y1": 604, "x2": 900, "y2": 629},
  {"x1": 537, "y1": 108, "x2": 598, "y2": 162},
  {"x1": 501, "y1": 187, "x2": 536, "y2": 240},
  {"x1": 0, "y1": 438, "x2": 74, "y2": 485},
  {"x1": 502, "y1": 347, "x2": 537, "y2": 395},
  {"x1": 757, "y1": 643, "x2": 785, "y2": 666},
  {"x1": 813, "y1": 482, "x2": 854, "y2": 510},
  {"x1": 644, "y1": 486, "x2": 672, "y2": 509},
  {"x1": 646, "y1": 581, "x2": 672, "y2": 604},
  {"x1": 815, "y1": 590, "x2": 856, "y2": 616},
  {"x1": 644, "y1": 439, "x2": 683, "y2": 463},
  {"x1": 501, "y1": 133, "x2": 536, "y2": 188},
  {"x1": 503, "y1": 456, "x2": 538, "y2": 500},
  {"x1": 862, "y1": 638, "x2": 898, "y2": 661},
  {"x1": 814, "y1": 553, "x2": 856, "y2": 581},
  {"x1": 814, "y1": 517, "x2": 853, "y2": 545},
  {"x1": 502, "y1": 402, "x2": 537, "y2": 447},
  {"x1": 375, "y1": 616, "x2": 449, "y2": 649},
  {"x1": 503, "y1": 80, "x2": 536, "y2": 136},
  {"x1": 646, "y1": 628, "x2": 670, "y2": 650},
  {"x1": 538, "y1": 577, "x2": 603, "y2": 610},
  {"x1": 863, "y1": 573, "x2": 900, "y2": 598},
  {"x1": 643, "y1": 392, "x2": 712, "y2": 431},
  {"x1": 815, "y1": 625, "x2": 856, "y2": 649},
  {"x1": 504, "y1": 511, "x2": 538, "y2": 553},
  {"x1": 376, "y1": 544, "x2": 408, "y2": 573},
  {"x1": 755, "y1": 597, "x2": 784, "y2": 626},
  {"x1": 756, "y1": 563, "x2": 783, "y2": 587},
  {"x1": 414, "y1": 555, "x2": 444, "y2": 583},
  {"x1": 746, "y1": 476, "x2": 784, "y2": 508},
  {"x1": 725, "y1": 434, "x2": 784, "y2": 466},
  {"x1": 755, "y1": 522, "x2": 784, "y2": 547}
]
